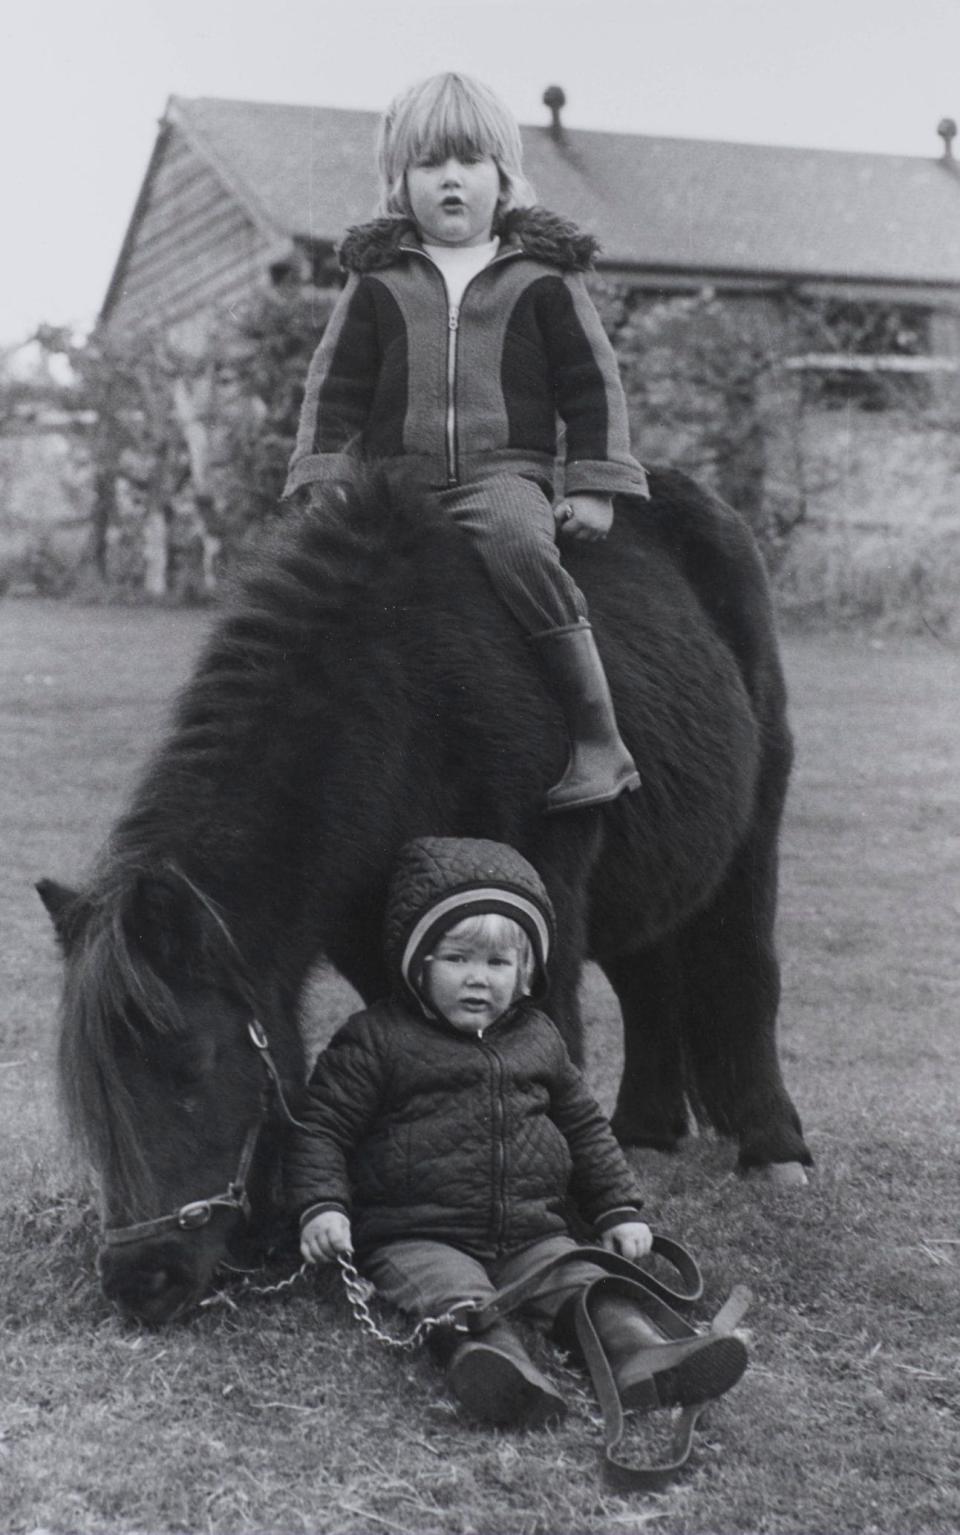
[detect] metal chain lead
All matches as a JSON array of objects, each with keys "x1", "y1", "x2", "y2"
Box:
[
  {"x1": 202, "y1": 1255, "x2": 477, "y2": 1348},
  {"x1": 242, "y1": 1261, "x2": 313, "y2": 1297},
  {"x1": 199, "y1": 1260, "x2": 312, "y2": 1310},
  {"x1": 337, "y1": 1253, "x2": 478, "y2": 1350}
]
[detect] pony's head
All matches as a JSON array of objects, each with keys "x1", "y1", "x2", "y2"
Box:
[{"x1": 38, "y1": 867, "x2": 301, "y2": 1325}]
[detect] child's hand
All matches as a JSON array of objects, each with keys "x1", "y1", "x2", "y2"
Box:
[
  {"x1": 601, "y1": 1220, "x2": 653, "y2": 1261},
  {"x1": 301, "y1": 1210, "x2": 353, "y2": 1264},
  {"x1": 554, "y1": 493, "x2": 614, "y2": 541}
]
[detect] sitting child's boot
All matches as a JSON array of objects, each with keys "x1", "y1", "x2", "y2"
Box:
[
  {"x1": 532, "y1": 621, "x2": 641, "y2": 813},
  {"x1": 590, "y1": 1290, "x2": 748, "y2": 1411},
  {"x1": 448, "y1": 1321, "x2": 567, "y2": 1428}
]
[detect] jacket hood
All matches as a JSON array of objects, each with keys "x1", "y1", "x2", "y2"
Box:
[
  {"x1": 338, "y1": 206, "x2": 600, "y2": 275},
  {"x1": 385, "y1": 837, "x2": 556, "y2": 1010}
]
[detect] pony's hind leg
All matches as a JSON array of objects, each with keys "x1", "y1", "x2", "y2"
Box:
[
  {"x1": 678, "y1": 831, "x2": 811, "y2": 1176},
  {"x1": 601, "y1": 941, "x2": 690, "y2": 1152}
]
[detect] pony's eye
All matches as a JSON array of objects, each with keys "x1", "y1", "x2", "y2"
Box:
[{"x1": 168, "y1": 1059, "x2": 203, "y2": 1092}]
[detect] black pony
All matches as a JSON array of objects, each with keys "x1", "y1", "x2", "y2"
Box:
[{"x1": 40, "y1": 468, "x2": 810, "y2": 1324}]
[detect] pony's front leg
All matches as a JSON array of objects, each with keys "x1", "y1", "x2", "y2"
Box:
[
  {"x1": 543, "y1": 942, "x2": 588, "y2": 1065},
  {"x1": 601, "y1": 942, "x2": 690, "y2": 1151}
]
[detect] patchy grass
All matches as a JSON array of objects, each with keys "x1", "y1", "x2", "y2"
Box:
[{"x1": 2, "y1": 599, "x2": 958, "y2": 1534}]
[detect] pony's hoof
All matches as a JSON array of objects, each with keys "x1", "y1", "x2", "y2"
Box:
[{"x1": 748, "y1": 1160, "x2": 809, "y2": 1189}]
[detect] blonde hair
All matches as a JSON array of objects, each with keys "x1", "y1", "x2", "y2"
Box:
[
  {"x1": 424, "y1": 913, "x2": 536, "y2": 994},
  {"x1": 375, "y1": 72, "x2": 535, "y2": 220}
]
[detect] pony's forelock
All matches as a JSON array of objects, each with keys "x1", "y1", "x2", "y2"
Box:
[
  {"x1": 55, "y1": 870, "x2": 247, "y2": 1220},
  {"x1": 57, "y1": 906, "x2": 174, "y2": 1218}
]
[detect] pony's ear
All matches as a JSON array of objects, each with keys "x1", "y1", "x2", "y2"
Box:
[
  {"x1": 123, "y1": 870, "x2": 205, "y2": 978},
  {"x1": 36, "y1": 879, "x2": 89, "y2": 953}
]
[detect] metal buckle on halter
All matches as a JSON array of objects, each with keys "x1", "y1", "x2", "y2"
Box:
[
  {"x1": 248, "y1": 1019, "x2": 269, "y2": 1051},
  {"x1": 177, "y1": 1201, "x2": 215, "y2": 1230}
]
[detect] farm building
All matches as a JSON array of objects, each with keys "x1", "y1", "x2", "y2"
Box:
[
  {"x1": 101, "y1": 92, "x2": 960, "y2": 340},
  {"x1": 94, "y1": 90, "x2": 960, "y2": 611}
]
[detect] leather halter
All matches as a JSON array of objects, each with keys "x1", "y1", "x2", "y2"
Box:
[{"x1": 102, "y1": 1018, "x2": 304, "y2": 1250}]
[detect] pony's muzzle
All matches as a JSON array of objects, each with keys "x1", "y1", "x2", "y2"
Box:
[{"x1": 98, "y1": 1236, "x2": 212, "y2": 1325}]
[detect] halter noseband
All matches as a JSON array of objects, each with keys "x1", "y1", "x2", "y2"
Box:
[{"x1": 102, "y1": 1017, "x2": 305, "y2": 1251}]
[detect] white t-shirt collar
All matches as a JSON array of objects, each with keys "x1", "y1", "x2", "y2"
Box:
[{"x1": 421, "y1": 237, "x2": 500, "y2": 308}]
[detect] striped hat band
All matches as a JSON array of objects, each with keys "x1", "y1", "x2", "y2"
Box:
[{"x1": 401, "y1": 887, "x2": 552, "y2": 991}]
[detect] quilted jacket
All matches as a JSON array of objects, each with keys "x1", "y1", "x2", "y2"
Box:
[
  {"x1": 283, "y1": 206, "x2": 649, "y2": 502},
  {"x1": 286, "y1": 838, "x2": 644, "y2": 1261}
]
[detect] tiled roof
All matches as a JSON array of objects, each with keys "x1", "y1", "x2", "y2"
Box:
[{"x1": 170, "y1": 94, "x2": 960, "y2": 287}]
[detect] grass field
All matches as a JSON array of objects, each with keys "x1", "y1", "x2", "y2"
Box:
[{"x1": 1, "y1": 598, "x2": 958, "y2": 1535}]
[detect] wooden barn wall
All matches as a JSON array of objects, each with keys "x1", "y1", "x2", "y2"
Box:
[{"x1": 106, "y1": 128, "x2": 274, "y2": 335}]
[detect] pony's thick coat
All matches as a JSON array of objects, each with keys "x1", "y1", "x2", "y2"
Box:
[{"x1": 43, "y1": 467, "x2": 809, "y2": 1319}]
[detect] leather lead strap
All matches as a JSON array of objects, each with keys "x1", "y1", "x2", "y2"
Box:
[
  {"x1": 466, "y1": 1236, "x2": 703, "y2": 1331},
  {"x1": 574, "y1": 1275, "x2": 707, "y2": 1491}
]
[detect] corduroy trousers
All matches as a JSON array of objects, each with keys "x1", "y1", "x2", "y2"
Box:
[
  {"x1": 362, "y1": 1231, "x2": 607, "y2": 1331},
  {"x1": 435, "y1": 475, "x2": 588, "y2": 634}
]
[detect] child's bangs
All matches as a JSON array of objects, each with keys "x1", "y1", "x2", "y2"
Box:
[
  {"x1": 401, "y1": 76, "x2": 516, "y2": 169},
  {"x1": 450, "y1": 913, "x2": 525, "y2": 952},
  {"x1": 411, "y1": 99, "x2": 502, "y2": 167}
]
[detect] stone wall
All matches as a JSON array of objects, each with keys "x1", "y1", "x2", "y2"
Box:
[{"x1": 601, "y1": 280, "x2": 960, "y2": 630}]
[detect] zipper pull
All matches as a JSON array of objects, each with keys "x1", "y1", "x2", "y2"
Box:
[{"x1": 448, "y1": 306, "x2": 459, "y2": 330}]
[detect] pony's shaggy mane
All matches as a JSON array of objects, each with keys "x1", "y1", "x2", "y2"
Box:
[{"x1": 106, "y1": 474, "x2": 435, "y2": 865}]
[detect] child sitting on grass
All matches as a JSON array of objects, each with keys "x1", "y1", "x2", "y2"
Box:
[{"x1": 287, "y1": 836, "x2": 747, "y2": 1429}]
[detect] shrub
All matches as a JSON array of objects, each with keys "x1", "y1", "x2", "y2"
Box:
[{"x1": 0, "y1": 536, "x2": 77, "y2": 598}]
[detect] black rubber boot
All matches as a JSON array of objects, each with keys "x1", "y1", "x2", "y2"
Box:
[
  {"x1": 590, "y1": 1291, "x2": 748, "y2": 1411},
  {"x1": 532, "y1": 622, "x2": 641, "y2": 813},
  {"x1": 448, "y1": 1321, "x2": 567, "y2": 1428}
]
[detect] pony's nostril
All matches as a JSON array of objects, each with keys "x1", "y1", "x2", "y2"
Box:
[{"x1": 100, "y1": 1255, "x2": 185, "y2": 1305}]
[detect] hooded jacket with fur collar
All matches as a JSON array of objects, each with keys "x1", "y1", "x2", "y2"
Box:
[
  {"x1": 283, "y1": 206, "x2": 649, "y2": 501},
  {"x1": 285, "y1": 837, "x2": 644, "y2": 1262}
]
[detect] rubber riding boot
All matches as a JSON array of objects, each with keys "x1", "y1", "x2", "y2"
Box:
[
  {"x1": 448, "y1": 1321, "x2": 567, "y2": 1428},
  {"x1": 590, "y1": 1291, "x2": 748, "y2": 1411},
  {"x1": 532, "y1": 622, "x2": 641, "y2": 813}
]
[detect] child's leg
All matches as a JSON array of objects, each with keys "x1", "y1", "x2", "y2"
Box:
[
  {"x1": 438, "y1": 475, "x2": 640, "y2": 812},
  {"x1": 362, "y1": 1237, "x2": 497, "y2": 1317},
  {"x1": 436, "y1": 475, "x2": 586, "y2": 633},
  {"x1": 362, "y1": 1238, "x2": 566, "y2": 1427},
  {"x1": 491, "y1": 1233, "x2": 610, "y2": 1329}
]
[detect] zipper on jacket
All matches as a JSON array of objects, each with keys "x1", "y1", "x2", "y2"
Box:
[
  {"x1": 478, "y1": 1037, "x2": 508, "y2": 1252},
  {"x1": 446, "y1": 305, "x2": 460, "y2": 485},
  {"x1": 400, "y1": 244, "x2": 522, "y2": 488}
]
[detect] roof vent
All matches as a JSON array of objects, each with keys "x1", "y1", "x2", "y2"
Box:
[
  {"x1": 937, "y1": 117, "x2": 957, "y2": 160},
  {"x1": 543, "y1": 85, "x2": 566, "y2": 142}
]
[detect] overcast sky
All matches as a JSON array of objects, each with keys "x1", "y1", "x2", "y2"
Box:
[{"x1": 2, "y1": 0, "x2": 959, "y2": 347}]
